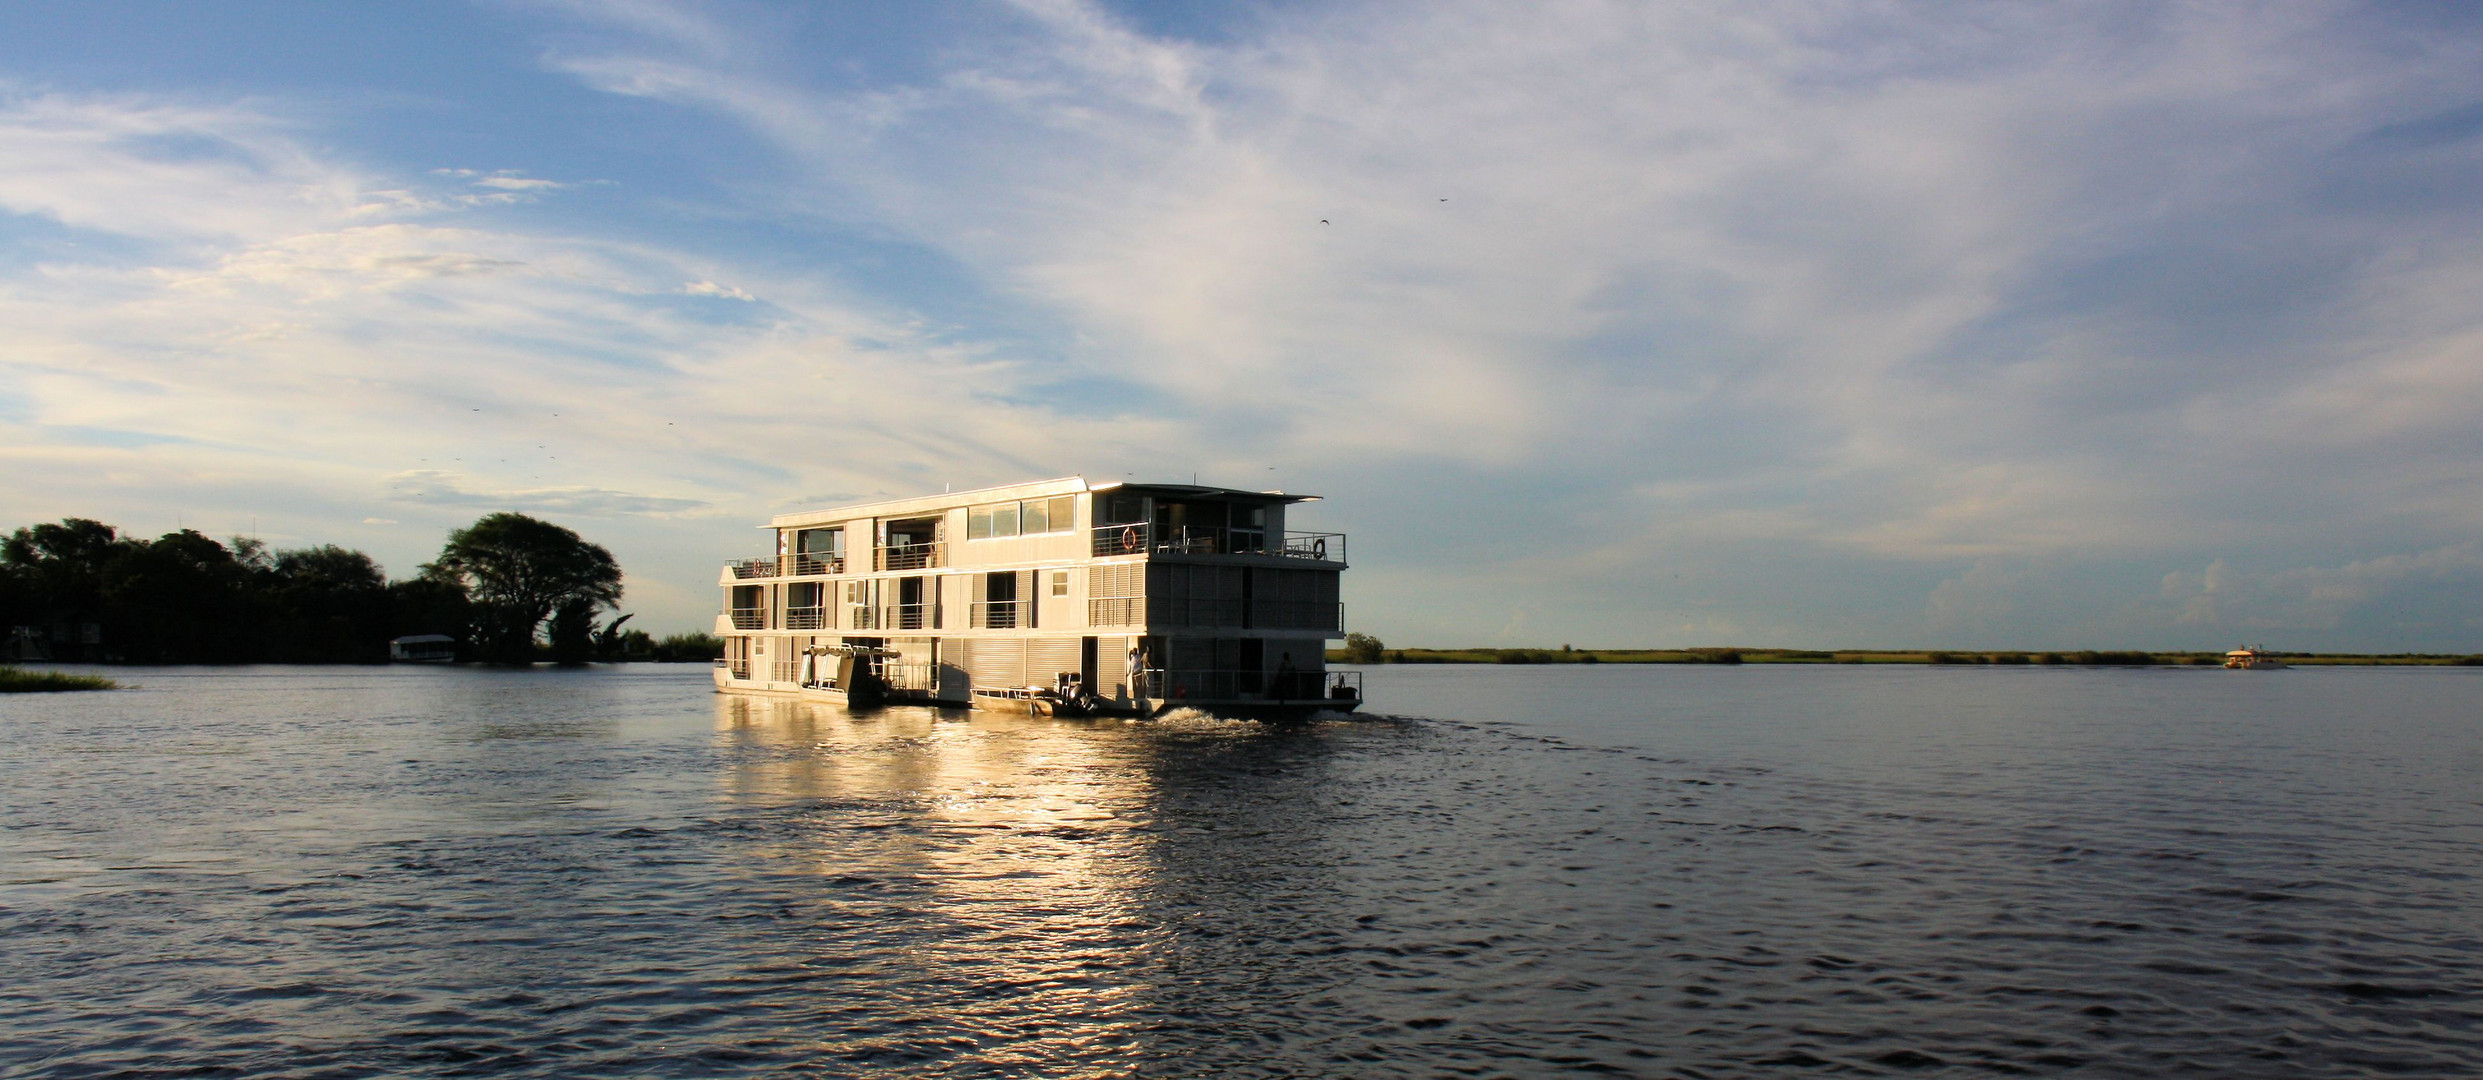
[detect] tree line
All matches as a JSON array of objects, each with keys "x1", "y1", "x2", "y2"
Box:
[{"x1": 1, "y1": 513, "x2": 719, "y2": 665}]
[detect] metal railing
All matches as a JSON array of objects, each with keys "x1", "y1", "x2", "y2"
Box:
[
  {"x1": 730, "y1": 553, "x2": 846, "y2": 578},
  {"x1": 1096, "y1": 522, "x2": 1251, "y2": 556},
  {"x1": 1094, "y1": 522, "x2": 1146, "y2": 556},
  {"x1": 876, "y1": 542, "x2": 944, "y2": 571},
  {"x1": 1087, "y1": 596, "x2": 1143, "y2": 626},
  {"x1": 1092, "y1": 523, "x2": 1345, "y2": 564},
  {"x1": 771, "y1": 659, "x2": 800, "y2": 683},
  {"x1": 969, "y1": 600, "x2": 1024, "y2": 629},
  {"x1": 1132, "y1": 667, "x2": 1360, "y2": 702},
  {"x1": 851, "y1": 603, "x2": 940, "y2": 631},
  {"x1": 1280, "y1": 532, "x2": 1345, "y2": 563},
  {"x1": 799, "y1": 657, "x2": 935, "y2": 694},
  {"x1": 785, "y1": 605, "x2": 827, "y2": 630},
  {"x1": 729, "y1": 607, "x2": 765, "y2": 630},
  {"x1": 884, "y1": 663, "x2": 938, "y2": 692},
  {"x1": 723, "y1": 658, "x2": 750, "y2": 679}
]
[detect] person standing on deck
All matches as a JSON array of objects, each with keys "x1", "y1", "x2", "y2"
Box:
[{"x1": 1127, "y1": 643, "x2": 1147, "y2": 708}]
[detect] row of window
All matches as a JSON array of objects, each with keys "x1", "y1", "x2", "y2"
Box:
[
  {"x1": 747, "y1": 575, "x2": 1071, "y2": 607},
  {"x1": 787, "y1": 495, "x2": 1274, "y2": 550},
  {"x1": 967, "y1": 495, "x2": 1079, "y2": 540}
]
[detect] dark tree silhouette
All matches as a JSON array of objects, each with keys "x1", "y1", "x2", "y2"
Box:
[
  {"x1": 0, "y1": 516, "x2": 630, "y2": 665},
  {"x1": 426, "y1": 513, "x2": 623, "y2": 664},
  {"x1": 1340, "y1": 632, "x2": 1386, "y2": 664},
  {"x1": 105, "y1": 530, "x2": 258, "y2": 663},
  {"x1": 265, "y1": 546, "x2": 392, "y2": 662}
]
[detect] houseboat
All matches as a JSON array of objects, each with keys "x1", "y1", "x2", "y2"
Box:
[
  {"x1": 2223, "y1": 645, "x2": 2285, "y2": 669},
  {"x1": 388, "y1": 634, "x2": 458, "y2": 663},
  {"x1": 712, "y1": 477, "x2": 1359, "y2": 718}
]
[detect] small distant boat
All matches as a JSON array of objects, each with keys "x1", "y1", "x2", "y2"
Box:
[
  {"x1": 388, "y1": 634, "x2": 457, "y2": 664},
  {"x1": 2224, "y1": 645, "x2": 2285, "y2": 669}
]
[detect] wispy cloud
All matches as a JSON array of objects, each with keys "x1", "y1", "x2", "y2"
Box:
[
  {"x1": 2155, "y1": 544, "x2": 2483, "y2": 636},
  {"x1": 0, "y1": 91, "x2": 367, "y2": 242},
  {"x1": 384, "y1": 470, "x2": 713, "y2": 517},
  {"x1": 473, "y1": 175, "x2": 565, "y2": 192},
  {"x1": 0, "y1": 86, "x2": 1177, "y2": 624},
  {"x1": 681, "y1": 279, "x2": 753, "y2": 300}
]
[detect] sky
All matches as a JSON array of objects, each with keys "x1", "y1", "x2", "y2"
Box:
[{"x1": 4, "y1": 0, "x2": 2482, "y2": 651}]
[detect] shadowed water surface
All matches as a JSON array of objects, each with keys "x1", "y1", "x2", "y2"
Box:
[{"x1": 1, "y1": 663, "x2": 2478, "y2": 1076}]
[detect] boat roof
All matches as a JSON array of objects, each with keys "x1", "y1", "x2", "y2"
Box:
[{"x1": 769, "y1": 476, "x2": 1318, "y2": 528}]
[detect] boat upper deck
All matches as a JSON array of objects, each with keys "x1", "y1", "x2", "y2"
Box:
[{"x1": 720, "y1": 476, "x2": 1345, "y2": 582}]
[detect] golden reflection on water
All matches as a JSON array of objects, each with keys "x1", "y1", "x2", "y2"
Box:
[{"x1": 712, "y1": 696, "x2": 1163, "y2": 1072}]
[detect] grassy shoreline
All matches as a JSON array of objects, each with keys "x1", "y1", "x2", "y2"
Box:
[
  {"x1": 1328, "y1": 647, "x2": 2482, "y2": 667},
  {"x1": 0, "y1": 666, "x2": 120, "y2": 692}
]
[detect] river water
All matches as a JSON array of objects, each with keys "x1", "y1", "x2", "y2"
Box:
[{"x1": 2, "y1": 663, "x2": 2478, "y2": 1077}]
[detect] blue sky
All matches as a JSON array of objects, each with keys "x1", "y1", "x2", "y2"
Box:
[{"x1": 5, "y1": 1, "x2": 2483, "y2": 650}]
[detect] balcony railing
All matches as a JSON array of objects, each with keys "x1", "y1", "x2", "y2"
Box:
[
  {"x1": 1279, "y1": 532, "x2": 1346, "y2": 564},
  {"x1": 876, "y1": 541, "x2": 944, "y2": 571},
  {"x1": 1088, "y1": 596, "x2": 1143, "y2": 626},
  {"x1": 770, "y1": 659, "x2": 800, "y2": 684},
  {"x1": 1132, "y1": 667, "x2": 1361, "y2": 702},
  {"x1": 969, "y1": 600, "x2": 1024, "y2": 629},
  {"x1": 1092, "y1": 523, "x2": 1344, "y2": 564},
  {"x1": 730, "y1": 553, "x2": 846, "y2": 579},
  {"x1": 850, "y1": 603, "x2": 940, "y2": 631},
  {"x1": 785, "y1": 605, "x2": 827, "y2": 630},
  {"x1": 729, "y1": 607, "x2": 765, "y2": 630},
  {"x1": 1082, "y1": 599, "x2": 1343, "y2": 631},
  {"x1": 722, "y1": 657, "x2": 750, "y2": 679}
]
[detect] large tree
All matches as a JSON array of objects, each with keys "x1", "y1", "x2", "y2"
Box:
[
  {"x1": 426, "y1": 513, "x2": 622, "y2": 664},
  {"x1": 264, "y1": 545, "x2": 392, "y2": 662}
]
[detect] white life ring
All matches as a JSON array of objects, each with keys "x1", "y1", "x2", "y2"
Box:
[{"x1": 1121, "y1": 527, "x2": 1140, "y2": 552}]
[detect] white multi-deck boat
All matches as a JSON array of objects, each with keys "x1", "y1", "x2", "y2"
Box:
[
  {"x1": 2223, "y1": 646, "x2": 2285, "y2": 669},
  {"x1": 711, "y1": 476, "x2": 1359, "y2": 718}
]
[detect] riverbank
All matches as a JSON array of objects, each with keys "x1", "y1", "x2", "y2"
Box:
[
  {"x1": 1329, "y1": 647, "x2": 2483, "y2": 666},
  {"x1": 0, "y1": 666, "x2": 118, "y2": 692}
]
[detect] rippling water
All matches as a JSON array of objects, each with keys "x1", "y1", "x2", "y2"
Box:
[{"x1": 3, "y1": 663, "x2": 2479, "y2": 1077}]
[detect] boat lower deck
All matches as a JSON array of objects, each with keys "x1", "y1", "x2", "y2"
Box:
[
  {"x1": 712, "y1": 677, "x2": 1359, "y2": 720},
  {"x1": 714, "y1": 660, "x2": 1362, "y2": 719}
]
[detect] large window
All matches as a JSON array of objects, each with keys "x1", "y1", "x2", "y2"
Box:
[
  {"x1": 796, "y1": 527, "x2": 843, "y2": 556},
  {"x1": 968, "y1": 495, "x2": 1076, "y2": 539}
]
